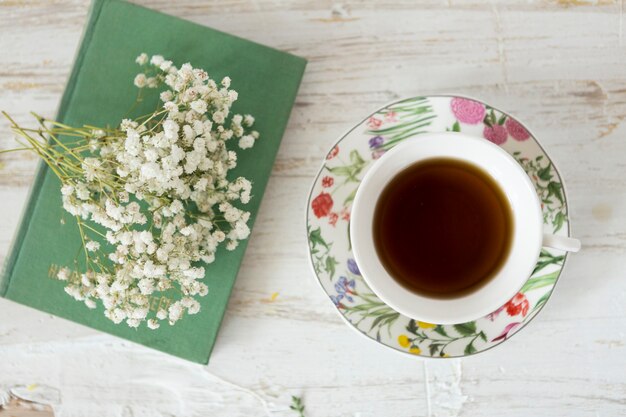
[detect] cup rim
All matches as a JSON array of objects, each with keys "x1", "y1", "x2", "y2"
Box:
[{"x1": 350, "y1": 131, "x2": 544, "y2": 324}]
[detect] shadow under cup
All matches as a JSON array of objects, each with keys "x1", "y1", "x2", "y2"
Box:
[{"x1": 350, "y1": 132, "x2": 543, "y2": 324}]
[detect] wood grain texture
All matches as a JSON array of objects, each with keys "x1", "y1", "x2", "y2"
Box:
[{"x1": 1, "y1": 0, "x2": 625, "y2": 416}]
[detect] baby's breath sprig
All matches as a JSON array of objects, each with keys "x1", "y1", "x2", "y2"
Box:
[{"x1": 1, "y1": 54, "x2": 259, "y2": 329}]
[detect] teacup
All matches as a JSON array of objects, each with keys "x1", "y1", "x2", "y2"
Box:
[{"x1": 350, "y1": 132, "x2": 580, "y2": 324}]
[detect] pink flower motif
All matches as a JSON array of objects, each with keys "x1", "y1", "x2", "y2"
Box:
[
  {"x1": 491, "y1": 322, "x2": 522, "y2": 342},
  {"x1": 483, "y1": 124, "x2": 508, "y2": 145},
  {"x1": 326, "y1": 146, "x2": 339, "y2": 160},
  {"x1": 321, "y1": 176, "x2": 334, "y2": 188},
  {"x1": 372, "y1": 149, "x2": 386, "y2": 159},
  {"x1": 450, "y1": 98, "x2": 486, "y2": 124},
  {"x1": 368, "y1": 117, "x2": 383, "y2": 129},
  {"x1": 384, "y1": 111, "x2": 398, "y2": 123},
  {"x1": 505, "y1": 118, "x2": 530, "y2": 141},
  {"x1": 340, "y1": 206, "x2": 350, "y2": 221},
  {"x1": 328, "y1": 212, "x2": 339, "y2": 226},
  {"x1": 487, "y1": 305, "x2": 505, "y2": 321}
]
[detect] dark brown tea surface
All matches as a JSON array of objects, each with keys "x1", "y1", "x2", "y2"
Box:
[{"x1": 373, "y1": 158, "x2": 513, "y2": 298}]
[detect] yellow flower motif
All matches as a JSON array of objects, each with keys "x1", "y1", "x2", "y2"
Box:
[
  {"x1": 441, "y1": 353, "x2": 450, "y2": 358},
  {"x1": 409, "y1": 347, "x2": 421, "y2": 355},
  {"x1": 417, "y1": 321, "x2": 436, "y2": 329},
  {"x1": 398, "y1": 334, "x2": 411, "y2": 348}
]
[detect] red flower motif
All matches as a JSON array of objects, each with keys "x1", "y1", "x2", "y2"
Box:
[
  {"x1": 326, "y1": 146, "x2": 339, "y2": 160},
  {"x1": 505, "y1": 118, "x2": 530, "y2": 141},
  {"x1": 483, "y1": 124, "x2": 508, "y2": 145},
  {"x1": 504, "y1": 293, "x2": 530, "y2": 317},
  {"x1": 368, "y1": 117, "x2": 383, "y2": 129},
  {"x1": 328, "y1": 212, "x2": 339, "y2": 226},
  {"x1": 312, "y1": 192, "x2": 333, "y2": 218},
  {"x1": 321, "y1": 176, "x2": 334, "y2": 188},
  {"x1": 450, "y1": 98, "x2": 486, "y2": 124}
]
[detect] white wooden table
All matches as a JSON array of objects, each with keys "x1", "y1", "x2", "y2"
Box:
[{"x1": 1, "y1": 1, "x2": 625, "y2": 416}]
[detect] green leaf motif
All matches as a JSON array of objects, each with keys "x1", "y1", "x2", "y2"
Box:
[
  {"x1": 367, "y1": 98, "x2": 436, "y2": 149},
  {"x1": 344, "y1": 186, "x2": 358, "y2": 206},
  {"x1": 350, "y1": 149, "x2": 364, "y2": 165},
  {"x1": 532, "y1": 250, "x2": 565, "y2": 275},
  {"x1": 464, "y1": 341, "x2": 477, "y2": 355},
  {"x1": 326, "y1": 150, "x2": 367, "y2": 183},
  {"x1": 406, "y1": 318, "x2": 418, "y2": 335},
  {"x1": 308, "y1": 227, "x2": 328, "y2": 250},
  {"x1": 429, "y1": 343, "x2": 442, "y2": 356},
  {"x1": 537, "y1": 162, "x2": 553, "y2": 181},
  {"x1": 532, "y1": 291, "x2": 552, "y2": 313},
  {"x1": 553, "y1": 211, "x2": 566, "y2": 233},
  {"x1": 433, "y1": 325, "x2": 449, "y2": 338},
  {"x1": 454, "y1": 321, "x2": 477, "y2": 336},
  {"x1": 327, "y1": 166, "x2": 352, "y2": 177},
  {"x1": 370, "y1": 312, "x2": 400, "y2": 331},
  {"x1": 547, "y1": 181, "x2": 564, "y2": 204},
  {"x1": 452, "y1": 121, "x2": 460, "y2": 132},
  {"x1": 520, "y1": 270, "x2": 559, "y2": 293},
  {"x1": 497, "y1": 113, "x2": 507, "y2": 125},
  {"x1": 325, "y1": 256, "x2": 339, "y2": 279}
]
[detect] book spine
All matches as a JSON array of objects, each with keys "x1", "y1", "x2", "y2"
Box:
[{"x1": 0, "y1": 0, "x2": 107, "y2": 297}]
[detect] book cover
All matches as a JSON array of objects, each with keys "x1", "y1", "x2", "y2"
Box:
[{"x1": 0, "y1": 0, "x2": 306, "y2": 363}]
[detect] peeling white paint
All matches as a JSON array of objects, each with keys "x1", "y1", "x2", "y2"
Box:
[{"x1": 424, "y1": 360, "x2": 468, "y2": 417}]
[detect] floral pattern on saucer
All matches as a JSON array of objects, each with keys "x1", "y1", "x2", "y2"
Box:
[{"x1": 306, "y1": 96, "x2": 570, "y2": 358}]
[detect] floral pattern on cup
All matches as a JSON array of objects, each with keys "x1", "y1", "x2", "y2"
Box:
[{"x1": 307, "y1": 96, "x2": 570, "y2": 358}]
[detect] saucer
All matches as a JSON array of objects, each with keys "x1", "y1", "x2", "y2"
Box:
[{"x1": 305, "y1": 95, "x2": 570, "y2": 358}]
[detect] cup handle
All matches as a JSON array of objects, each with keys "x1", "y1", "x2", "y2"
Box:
[{"x1": 543, "y1": 234, "x2": 581, "y2": 253}]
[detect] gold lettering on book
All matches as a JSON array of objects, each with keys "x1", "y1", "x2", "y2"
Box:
[{"x1": 46, "y1": 263, "x2": 172, "y2": 310}]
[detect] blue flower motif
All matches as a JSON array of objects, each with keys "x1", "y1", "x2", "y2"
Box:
[
  {"x1": 369, "y1": 136, "x2": 384, "y2": 149},
  {"x1": 330, "y1": 294, "x2": 344, "y2": 306},
  {"x1": 334, "y1": 276, "x2": 355, "y2": 303},
  {"x1": 347, "y1": 259, "x2": 361, "y2": 276}
]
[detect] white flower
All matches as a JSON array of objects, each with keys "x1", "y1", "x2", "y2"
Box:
[
  {"x1": 212, "y1": 111, "x2": 225, "y2": 124},
  {"x1": 85, "y1": 241, "x2": 100, "y2": 252},
  {"x1": 190, "y1": 100, "x2": 207, "y2": 114},
  {"x1": 243, "y1": 114, "x2": 255, "y2": 127},
  {"x1": 150, "y1": 55, "x2": 164, "y2": 66},
  {"x1": 44, "y1": 55, "x2": 260, "y2": 329},
  {"x1": 57, "y1": 268, "x2": 70, "y2": 281},
  {"x1": 61, "y1": 184, "x2": 74, "y2": 196},
  {"x1": 168, "y1": 302, "x2": 184, "y2": 323},
  {"x1": 146, "y1": 77, "x2": 158, "y2": 88},
  {"x1": 160, "y1": 91, "x2": 173, "y2": 102},
  {"x1": 135, "y1": 53, "x2": 148, "y2": 65},
  {"x1": 238, "y1": 135, "x2": 255, "y2": 149},
  {"x1": 134, "y1": 73, "x2": 147, "y2": 88},
  {"x1": 159, "y1": 60, "x2": 173, "y2": 71}
]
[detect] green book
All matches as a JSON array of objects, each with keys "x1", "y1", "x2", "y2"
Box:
[{"x1": 0, "y1": 0, "x2": 306, "y2": 363}]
